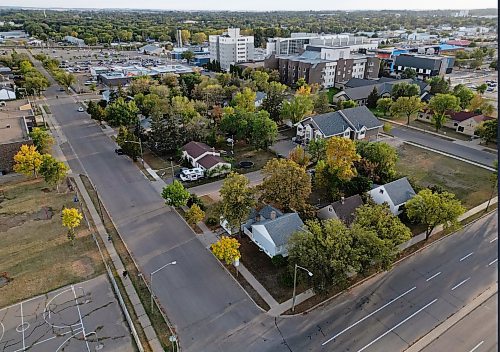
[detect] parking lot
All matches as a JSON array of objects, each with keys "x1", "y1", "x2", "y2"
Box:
[{"x1": 0, "y1": 275, "x2": 134, "y2": 352}]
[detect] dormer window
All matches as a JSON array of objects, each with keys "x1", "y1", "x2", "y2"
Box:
[{"x1": 379, "y1": 189, "x2": 384, "y2": 194}]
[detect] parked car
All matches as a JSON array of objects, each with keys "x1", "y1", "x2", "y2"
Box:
[
  {"x1": 115, "y1": 148, "x2": 124, "y2": 155},
  {"x1": 77, "y1": 107, "x2": 84, "y2": 112}
]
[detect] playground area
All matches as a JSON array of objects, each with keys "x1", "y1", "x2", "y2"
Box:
[{"x1": 0, "y1": 274, "x2": 134, "y2": 352}]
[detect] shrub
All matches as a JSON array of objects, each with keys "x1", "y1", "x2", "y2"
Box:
[
  {"x1": 206, "y1": 217, "x2": 218, "y2": 226},
  {"x1": 187, "y1": 193, "x2": 206, "y2": 211},
  {"x1": 279, "y1": 272, "x2": 294, "y2": 287},
  {"x1": 271, "y1": 254, "x2": 287, "y2": 268}
]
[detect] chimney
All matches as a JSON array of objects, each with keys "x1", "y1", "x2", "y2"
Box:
[
  {"x1": 341, "y1": 196, "x2": 345, "y2": 204},
  {"x1": 270, "y1": 211, "x2": 276, "y2": 220}
]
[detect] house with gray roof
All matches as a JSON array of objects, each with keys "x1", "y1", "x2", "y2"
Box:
[
  {"x1": 317, "y1": 195, "x2": 364, "y2": 225},
  {"x1": 220, "y1": 204, "x2": 304, "y2": 258},
  {"x1": 296, "y1": 105, "x2": 382, "y2": 143},
  {"x1": 368, "y1": 177, "x2": 416, "y2": 215}
]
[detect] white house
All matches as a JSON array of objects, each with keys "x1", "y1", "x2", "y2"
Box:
[
  {"x1": 181, "y1": 141, "x2": 231, "y2": 177},
  {"x1": 255, "y1": 91, "x2": 267, "y2": 107},
  {"x1": 368, "y1": 177, "x2": 416, "y2": 215},
  {"x1": 0, "y1": 87, "x2": 16, "y2": 101}
]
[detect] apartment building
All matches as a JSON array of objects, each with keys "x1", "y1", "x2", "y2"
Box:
[{"x1": 209, "y1": 28, "x2": 254, "y2": 71}]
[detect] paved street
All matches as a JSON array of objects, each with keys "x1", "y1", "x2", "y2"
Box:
[
  {"x1": 189, "y1": 170, "x2": 263, "y2": 199},
  {"x1": 213, "y1": 211, "x2": 498, "y2": 351},
  {"x1": 391, "y1": 126, "x2": 497, "y2": 166},
  {"x1": 421, "y1": 294, "x2": 498, "y2": 352}
]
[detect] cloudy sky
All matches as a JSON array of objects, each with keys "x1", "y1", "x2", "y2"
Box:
[{"x1": 2, "y1": 0, "x2": 498, "y2": 11}]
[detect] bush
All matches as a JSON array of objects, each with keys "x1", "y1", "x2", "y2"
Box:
[
  {"x1": 271, "y1": 254, "x2": 287, "y2": 268},
  {"x1": 206, "y1": 217, "x2": 218, "y2": 226},
  {"x1": 187, "y1": 193, "x2": 206, "y2": 211},
  {"x1": 279, "y1": 272, "x2": 294, "y2": 287}
]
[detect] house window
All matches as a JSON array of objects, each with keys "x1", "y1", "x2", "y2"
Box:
[
  {"x1": 453, "y1": 122, "x2": 458, "y2": 126},
  {"x1": 458, "y1": 126, "x2": 465, "y2": 132},
  {"x1": 343, "y1": 130, "x2": 350, "y2": 137},
  {"x1": 358, "y1": 130, "x2": 366, "y2": 139}
]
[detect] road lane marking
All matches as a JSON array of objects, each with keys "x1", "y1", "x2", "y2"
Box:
[
  {"x1": 490, "y1": 237, "x2": 498, "y2": 243},
  {"x1": 451, "y1": 277, "x2": 471, "y2": 291},
  {"x1": 355, "y1": 299, "x2": 438, "y2": 352},
  {"x1": 426, "y1": 272, "x2": 442, "y2": 282},
  {"x1": 469, "y1": 340, "x2": 484, "y2": 352},
  {"x1": 460, "y1": 252, "x2": 474, "y2": 262},
  {"x1": 321, "y1": 286, "x2": 417, "y2": 346},
  {"x1": 488, "y1": 258, "x2": 498, "y2": 266}
]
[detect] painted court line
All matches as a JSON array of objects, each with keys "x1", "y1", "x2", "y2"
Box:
[
  {"x1": 72, "y1": 285, "x2": 91, "y2": 352},
  {"x1": 490, "y1": 237, "x2": 498, "y2": 243},
  {"x1": 469, "y1": 340, "x2": 484, "y2": 352},
  {"x1": 460, "y1": 252, "x2": 474, "y2": 262},
  {"x1": 10, "y1": 328, "x2": 83, "y2": 352},
  {"x1": 356, "y1": 299, "x2": 438, "y2": 352},
  {"x1": 426, "y1": 272, "x2": 441, "y2": 282},
  {"x1": 321, "y1": 286, "x2": 417, "y2": 346},
  {"x1": 20, "y1": 302, "x2": 25, "y2": 351},
  {"x1": 488, "y1": 258, "x2": 498, "y2": 266},
  {"x1": 451, "y1": 277, "x2": 471, "y2": 291}
]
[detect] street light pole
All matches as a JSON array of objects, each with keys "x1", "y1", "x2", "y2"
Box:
[
  {"x1": 150, "y1": 260, "x2": 177, "y2": 312},
  {"x1": 124, "y1": 139, "x2": 144, "y2": 166},
  {"x1": 291, "y1": 264, "x2": 313, "y2": 313}
]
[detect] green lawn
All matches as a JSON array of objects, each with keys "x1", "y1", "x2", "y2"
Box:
[{"x1": 396, "y1": 144, "x2": 494, "y2": 210}]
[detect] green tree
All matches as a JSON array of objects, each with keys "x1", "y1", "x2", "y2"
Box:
[
  {"x1": 475, "y1": 119, "x2": 497, "y2": 144},
  {"x1": 428, "y1": 76, "x2": 450, "y2": 95},
  {"x1": 161, "y1": 180, "x2": 190, "y2": 207},
  {"x1": 468, "y1": 94, "x2": 495, "y2": 115},
  {"x1": 248, "y1": 110, "x2": 278, "y2": 150},
  {"x1": 428, "y1": 94, "x2": 461, "y2": 132},
  {"x1": 376, "y1": 97, "x2": 393, "y2": 116},
  {"x1": 29, "y1": 127, "x2": 54, "y2": 154},
  {"x1": 288, "y1": 145, "x2": 310, "y2": 167},
  {"x1": 356, "y1": 141, "x2": 398, "y2": 183},
  {"x1": 261, "y1": 81, "x2": 287, "y2": 122},
  {"x1": 366, "y1": 87, "x2": 380, "y2": 109},
  {"x1": 251, "y1": 70, "x2": 270, "y2": 91},
  {"x1": 219, "y1": 172, "x2": 255, "y2": 234},
  {"x1": 86, "y1": 101, "x2": 106, "y2": 122},
  {"x1": 476, "y1": 83, "x2": 488, "y2": 94},
  {"x1": 280, "y1": 94, "x2": 314, "y2": 124},
  {"x1": 116, "y1": 126, "x2": 141, "y2": 161},
  {"x1": 259, "y1": 158, "x2": 311, "y2": 212},
  {"x1": 400, "y1": 67, "x2": 417, "y2": 79},
  {"x1": 313, "y1": 91, "x2": 332, "y2": 114},
  {"x1": 452, "y1": 84, "x2": 474, "y2": 109},
  {"x1": 406, "y1": 189, "x2": 465, "y2": 240},
  {"x1": 191, "y1": 32, "x2": 207, "y2": 44},
  {"x1": 391, "y1": 82, "x2": 420, "y2": 100},
  {"x1": 337, "y1": 99, "x2": 357, "y2": 110},
  {"x1": 56, "y1": 71, "x2": 76, "y2": 90},
  {"x1": 181, "y1": 50, "x2": 195, "y2": 63},
  {"x1": 390, "y1": 96, "x2": 425, "y2": 125},
  {"x1": 232, "y1": 87, "x2": 256, "y2": 112},
  {"x1": 39, "y1": 154, "x2": 68, "y2": 191},
  {"x1": 105, "y1": 97, "x2": 139, "y2": 126},
  {"x1": 307, "y1": 138, "x2": 326, "y2": 164}
]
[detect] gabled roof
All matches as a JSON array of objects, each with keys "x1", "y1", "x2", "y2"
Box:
[
  {"x1": 394, "y1": 54, "x2": 442, "y2": 71},
  {"x1": 197, "y1": 154, "x2": 227, "y2": 169},
  {"x1": 341, "y1": 79, "x2": 429, "y2": 101},
  {"x1": 471, "y1": 115, "x2": 495, "y2": 123},
  {"x1": 259, "y1": 213, "x2": 304, "y2": 247},
  {"x1": 340, "y1": 106, "x2": 383, "y2": 131},
  {"x1": 378, "y1": 177, "x2": 416, "y2": 206},
  {"x1": 330, "y1": 195, "x2": 364, "y2": 225},
  {"x1": 182, "y1": 141, "x2": 213, "y2": 159},
  {"x1": 255, "y1": 91, "x2": 267, "y2": 101},
  {"x1": 344, "y1": 78, "x2": 379, "y2": 88}
]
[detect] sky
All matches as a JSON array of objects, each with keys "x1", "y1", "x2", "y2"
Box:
[{"x1": 2, "y1": 0, "x2": 498, "y2": 11}]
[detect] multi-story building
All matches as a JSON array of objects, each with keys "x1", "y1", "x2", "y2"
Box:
[
  {"x1": 63, "y1": 35, "x2": 85, "y2": 47},
  {"x1": 393, "y1": 53, "x2": 454, "y2": 79},
  {"x1": 209, "y1": 28, "x2": 254, "y2": 71}
]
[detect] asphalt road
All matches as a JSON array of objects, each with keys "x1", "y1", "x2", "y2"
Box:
[
  {"x1": 421, "y1": 294, "x2": 498, "y2": 352},
  {"x1": 391, "y1": 126, "x2": 497, "y2": 166},
  {"x1": 212, "y1": 211, "x2": 498, "y2": 352},
  {"x1": 29, "y1": 54, "x2": 261, "y2": 351}
]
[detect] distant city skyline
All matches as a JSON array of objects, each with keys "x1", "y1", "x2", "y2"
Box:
[{"x1": 1, "y1": 0, "x2": 497, "y2": 11}]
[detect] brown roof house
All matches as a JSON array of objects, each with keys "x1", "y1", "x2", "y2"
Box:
[
  {"x1": 418, "y1": 109, "x2": 495, "y2": 136},
  {"x1": 181, "y1": 141, "x2": 231, "y2": 177},
  {"x1": 317, "y1": 194, "x2": 364, "y2": 225}
]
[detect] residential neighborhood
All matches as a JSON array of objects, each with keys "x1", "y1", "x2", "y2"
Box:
[{"x1": 0, "y1": 4, "x2": 497, "y2": 352}]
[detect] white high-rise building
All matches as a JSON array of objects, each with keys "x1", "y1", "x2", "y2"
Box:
[{"x1": 209, "y1": 28, "x2": 254, "y2": 71}]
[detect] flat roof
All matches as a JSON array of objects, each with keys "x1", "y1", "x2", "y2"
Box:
[{"x1": 0, "y1": 112, "x2": 28, "y2": 143}]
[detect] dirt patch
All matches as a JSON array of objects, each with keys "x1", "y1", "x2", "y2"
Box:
[
  {"x1": 72, "y1": 257, "x2": 95, "y2": 277},
  {"x1": 0, "y1": 206, "x2": 54, "y2": 232}
]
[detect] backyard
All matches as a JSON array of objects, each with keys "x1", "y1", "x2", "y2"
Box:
[{"x1": 0, "y1": 178, "x2": 104, "y2": 307}]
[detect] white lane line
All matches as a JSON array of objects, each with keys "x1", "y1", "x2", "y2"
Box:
[
  {"x1": 469, "y1": 340, "x2": 485, "y2": 352},
  {"x1": 355, "y1": 299, "x2": 438, "y2": 352},
  {"x1": 20, "y1": 302, "x2": 25, "y2": 351},
  {"x1": 460, "y1": 252, "x2": 474, "y2": 262},
  {"x1": 426, "y1": 272, "x2": 442, "y2": 282},
  {"x1": 490, "y1": 237, "x2": 498, "y2": 243},
  {"x1": 321, "y1": 286, "x2": 417, "y2": 346},
  {"x1": 451, "y1": 277, "x2": 471, "y2": 291},
  {"x1": 72, "y1": 285, "x2": 90, "y2": 352},
  {"x1": 488, "y1": 258, "x2": 498, "y2": 266}
]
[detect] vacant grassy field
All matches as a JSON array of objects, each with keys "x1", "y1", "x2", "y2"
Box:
[
  {"x1": 0, "y1": 178, "x2": 104, "y2": 307},
  {"x1": 396, "y1": 144, "x2": 494, "y2": 210}
]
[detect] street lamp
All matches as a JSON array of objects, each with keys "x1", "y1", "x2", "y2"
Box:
[
  {"x1": 124, "y1": 139, "x2": 144, "y2": 166},
  {"x1": 291, "y1": 264, "x2": 313, "y2": 313},
  {"x1": 150, "y1": 261, "x2": 177, "y2": 312}
]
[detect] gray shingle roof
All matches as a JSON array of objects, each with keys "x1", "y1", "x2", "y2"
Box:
[
  {"x1": 383, "y1": 177, "x2": 416, "y2": 206},
  {"x1": 394, "y1": 55, "x2": 441, "y2": 71},
  {"x1": 340, "y1": 106, "x2": 383, "y2": 130},
  {"x1": 308, "y1": 111, "x2": 350, "y2": 137},
  {"x1": 330, "y1": 194, "x2": 364, "y2": 225},
  {"x1": 341, "y1": 79, "x2": 429, "y2": 101},
  {"x1": 260, "y1": 213, "x2": 304, "y2": 247},
  {"x1": 344, "y1": 78, "x2": 379, "y2": 88}
]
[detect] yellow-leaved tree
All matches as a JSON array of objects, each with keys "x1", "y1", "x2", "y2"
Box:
[
  {"x1": 210, "y1": 236, "x2": 241, "y2": 265},
  {"x1": 13, "y1": 144, "x2": 43, "y2": 178},
  {"x1": 62, "y1": 208, "x2": 83, "y2": 245},
  {"x1": 325, "y1": 137, "x2": 361, "y2": 181},
  {"x1": 185, "y1": 204, "x2": 205, "y2": 226}
]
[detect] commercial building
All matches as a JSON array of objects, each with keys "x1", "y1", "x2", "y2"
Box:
[
  {"x1": 209, "y1": 28, "x2": 254, "y2": 71},
  {"x1": 393, "y1": 53, "x2": 454, "y2": 79},
  {"x1": 63, "y1": 35, "x2": 85, "y2": 47},
  {"x1": 95, "y1": 64, "x2": 193, "y2": 86}
]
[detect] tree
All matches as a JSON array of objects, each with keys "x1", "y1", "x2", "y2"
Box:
[
  {"x1": 251, "y1": 70, "x2": 270, "y2": 91},
  {"x1": 29, "y1": 127, "x2": 54, "y2": 154},
  {"x1": 288, "y1": 145, "x2": 310, "y2": 167},
  {"x1": 210, "y1": 236, "x2": 241, "y2": 265},
  {"x1": 476, "y1": 83, "x2": 488, "y2": 94},
  {"x1": 366, "y1": 87, "x2": 380, "y2": 109},
  {"x1": 62, "y1": 208, "x2": 83, "y2": 245},
  {"x1": 489, "y1": 59, "x2": 497, "y2": 70},
  {"x1": 391, "y1": 82, "x2": 420, "y2": 100},
  {"x1": 191, "y1": 32, "x2": 207, "y2": 44},
  {"x1": 351, "y1": 224, "x2": 393, "y2": 274},
  {"x1": 261, "y1": 81, "x2": 287, "y2": 122},
  {"x1": 325, "y1": 137, "x2": 360, "y2": 181},
  {"x1": 116, "y1": 126, "x2": 141, "y2": 161},
  {"x1": 105, "y1": 98, "x2": 139, "y2": 126},
  {"x1": 13, "y1": 144, "x2": 43, "y2": 178},
  {"x1": 259, "y1": 158, "x2": 311, "y2": 212},
  {"x1": 232, "y1": 87, "x2": 256, "y2": 112},
  {"x1": 219, "y1": 172, "x2": 255, "y2": 234},
  {"x1": 337, "y1": 99, "x2": 357, "y2": 110},
  {"x1": 313, "y1": 91, "x2": 332, "y2": 114},
  {"x1": 406, "y1": 189, "x2": 465, "y2": 240},
  {"x1": 307, "y1": 138, "x2": 326, "y2": 164},
  {"x1": 288, "y1": 219, "x2": 359, "y2": 292},
  {"x1": 468, "y1": 94, "x2": 494, "y2": 115},
  {"x1": 161, "y1": 180, "x2": 190, "y2": 207},
  {"x1": 400, "y1": 67, "x2": 417, "y2": 79},
  {"x1": 356, "y1": 141, "x2": 398, "y2": 183},
  {"x1": 57, "y1": 71, "x2": 76, "y2": 90},
  {"x1": 376, "y1": 98, "x2": 393, "y2": 116},
  {"x1": 148, "y1": 116, "x2": 184, "y2": 155},
  {"x1": 280, "y1": 95, "x2": 314, "y2": 124},
  {"x1": 180, "y1": 29, "x2": 191, "y2": 44},
  {"x1": 129, "y1": 76, "x2": 154, "y2": 96},
  {"x1": 475, "y1": 119, "x2": 498, "y2": 144},
  {"x1": 428, "y1": 94, "x2": 461, "y2": 132},
  {"x1": 383, "y1": 122, "x2": 392, "y2": 133},
  {"x1": 428, "y1": 76, "x2": 450, "y2": 95},
  {"x1": 39, "y1": 154, "x2": 68, "y2": 191},
  {"x1": 452, "y1": 84, "x2": 474, "y2": 109},
  {"x1": 24, "y1": 71, "x2": 49, "y2": 95},
  {"x1": 248, "y1": 110, "x2": 278, "y2": 150},
  {"x1": 181, "y1": 50, "x2": 195, "y2": 64},
  {"x1": 390, "y1": 96, "x2": 425, "y2": 125},
  {"x1": 86, "y1": 101, "x2": 104, "y2": 123},
  {"x1": 186, "y1": 204, "x2": 205, "y2": 225}
]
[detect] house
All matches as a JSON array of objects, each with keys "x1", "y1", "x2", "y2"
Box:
[
  {"x1": 181, "y1": 141, "x2": 231, "y2": 177},
  {"x1": 317, "y1": 194, "x2": 364, "y2": 225},
  {"x1": 368, "y1": 177, "x2": 416, "y2": 215},
  {"x1": 417, "y1": 109, "x2": 496, "y2": 136},
  {"x1": 0, "y1": 88, "x2": 16, "y2": 101},
  {"x1": 255, "y1": 91, "x2": 267, "y2": 107},
  {"x1": 0, "y1": 111, "x2": 35, "y2": 175},
  {"x1": 296, "y1": 106, "x2": 382, "y2": 143},
  {"x1": 221, "y1": 205, "x2": 304, "y2": 258}
]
